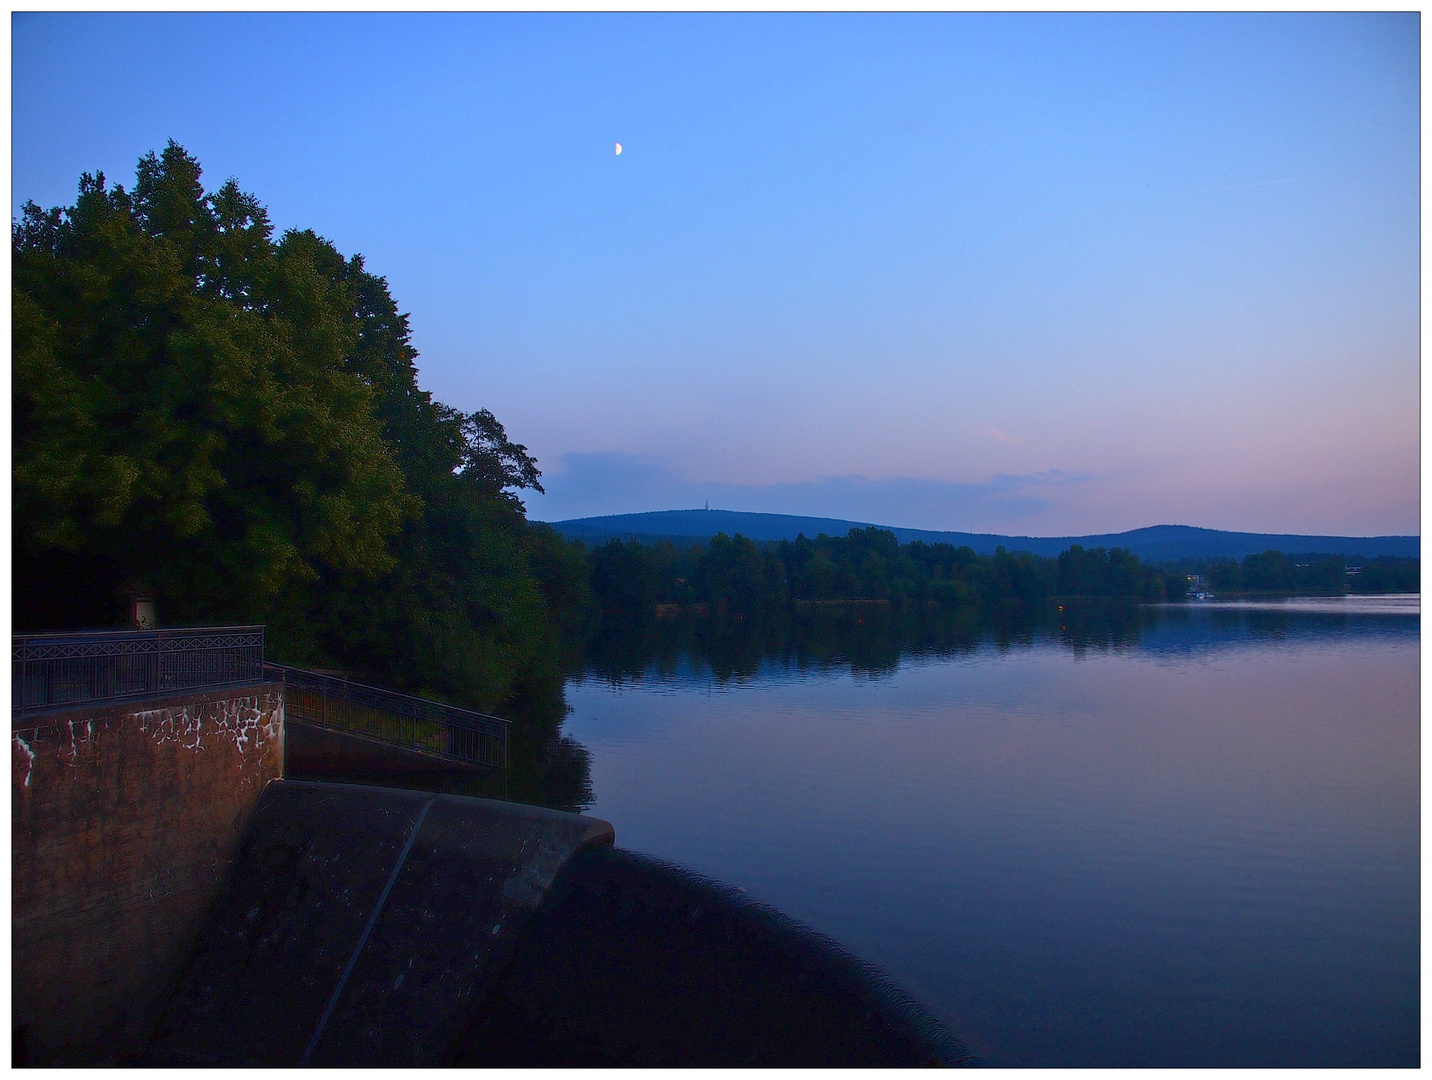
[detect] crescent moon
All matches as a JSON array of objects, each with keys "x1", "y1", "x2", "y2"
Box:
[{"x1": 615, "y1": 142, "x2": 622, "y2": 155}]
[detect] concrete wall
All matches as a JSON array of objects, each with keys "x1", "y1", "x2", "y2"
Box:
[{"x1": 11, "y1": 684, "x2": 284, "y2": 1066}]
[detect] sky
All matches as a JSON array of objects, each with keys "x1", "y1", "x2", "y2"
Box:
[{"x1": 12, "y1": 13, "x2": 1421, "y2": 537}]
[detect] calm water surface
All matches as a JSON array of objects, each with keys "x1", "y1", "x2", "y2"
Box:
[{"x1": 563, "y1": 598, "x2": 1419, "y2": 1067}]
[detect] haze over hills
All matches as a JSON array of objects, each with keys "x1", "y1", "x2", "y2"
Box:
[{"x1": 545, "y1": 509, "x2": 1419, "y2": 562}]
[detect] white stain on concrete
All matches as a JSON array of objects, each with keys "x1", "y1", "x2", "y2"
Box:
[
  {"x1": 13, "y1": 731, "x2": 36, "y2": 787},
  {"x1": 138, "y1": 693, "x2": 280, "y2": 761},
  {"x1": 65, "y1": 717, "x2": 92, "y2": 764}
]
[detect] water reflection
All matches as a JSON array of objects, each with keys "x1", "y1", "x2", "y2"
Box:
[
  {"x1": 1179, "y1": 593, "x2": 1419, "y2": 615},
  {"x1": 497, "y1": 671, "x2": 594, "y2": 813},
  {"x1": 573, "y1": 596, "x2": 1419, "y2": 687},
  {"x1": 559, "y1": 597, "x2": 1419, "y2": 1066},
  {"x1": 541, "y1": 598, "x2": 1418, "y2": 815}
]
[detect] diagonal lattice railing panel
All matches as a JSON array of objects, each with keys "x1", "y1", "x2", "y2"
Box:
[{"x1": 13, "y1": 627, "x2": 266, "y2": 718}]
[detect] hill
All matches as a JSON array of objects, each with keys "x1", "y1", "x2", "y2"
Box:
[{"x1": 544, "y1": 510, "x2": 1419, "y2": 562}]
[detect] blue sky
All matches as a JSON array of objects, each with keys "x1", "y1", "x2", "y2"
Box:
[{"x1": 13, "y1": 13, "x2": 1420, "y2": 535}]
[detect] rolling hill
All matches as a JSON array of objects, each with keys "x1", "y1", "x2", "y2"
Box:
[{"x1": 544, "y1": 509, "x2": 1419, "y2": 562}]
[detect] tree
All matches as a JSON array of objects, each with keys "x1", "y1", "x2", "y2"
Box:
[
  {"x1": 14, "y1": 142, "x2": 578, "y2": 712},
  {"x1": 14, "y1": 145, "x2": 412, "y2": 629},
  {"x1": 590, "y1": 539, "x2": 661, "y2": 627},
  {"x1": 1241, "y1": 550, "x2": 1290, "y2": 592}
]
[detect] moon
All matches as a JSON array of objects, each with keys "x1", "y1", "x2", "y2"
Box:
[{"x1": 615, "y1": 142, "x2": 622, "y2": 155}]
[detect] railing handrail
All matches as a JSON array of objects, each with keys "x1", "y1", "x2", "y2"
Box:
[
  {"x1": 13, "y1": 625, "x2": 266, "y2": 643},
  {"x1": 266, "y1": 662, "x2": 508, "y2": 771},
  {"x1": 262, "y1": 663, "x2": 510, "y2": 732}
]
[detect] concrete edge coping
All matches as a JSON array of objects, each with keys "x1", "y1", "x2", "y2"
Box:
[
  {"x1": 12, "y1": 681, "x2": 286, "y2": 730},
  {"x1": 269, "y1": 777, "x2": 616, "y2": 849}
]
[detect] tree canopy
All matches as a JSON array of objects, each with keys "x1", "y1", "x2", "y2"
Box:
[{"x1": 14, "y1": 142, "x2": 587, "y2": 713}]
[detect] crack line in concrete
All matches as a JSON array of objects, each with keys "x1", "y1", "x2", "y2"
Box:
[{"x1": 298, "y1": 793, "x2": 436, "y2": 1066}]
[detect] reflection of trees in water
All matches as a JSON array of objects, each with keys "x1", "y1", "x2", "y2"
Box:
[
  {"x1": 578, "y1": 600, "x2": 1163, "y2": 687},
  {"x1": 1158, "y1": 606, "x2": 1296, "y2": 642},
  {"x1": 1142, "y1": 603, "x2": 1415, "y2": 653},
  {"x1": 499, "y1": 671, "x2": 594, "y2": 813},
  {"x1": 535, "y1": 598, "x2": 1413, "y2": 812},
  {"x1": 1053, "y1": 600, "x2": 1158, "y2": 656}
]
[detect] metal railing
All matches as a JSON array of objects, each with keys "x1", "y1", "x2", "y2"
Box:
[
  {"x1": 12, "y1": 626, "x2": 267, "y2": 718},
  {"x1": 264, "y1": 663, "x2": 509, "y2": 773}
]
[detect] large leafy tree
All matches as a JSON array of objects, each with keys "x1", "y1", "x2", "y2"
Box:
[{"x1": 14, "y1": 142, "x2": 583, "y2": 711}]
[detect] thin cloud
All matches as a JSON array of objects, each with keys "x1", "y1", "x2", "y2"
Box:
[
  {"x1": 979, "y1": 427, "x2": 1019, "y2": 445},
  {"x1": 527, "y1": 453, "x2": 1093, "y2": 532}
]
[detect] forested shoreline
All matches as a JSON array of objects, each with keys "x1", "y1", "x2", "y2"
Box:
[
  {"x1": 588, "y1": 529, "x2": 1181, "y2": 623},
  {"x1": 580, "y1": 529, "x2": 1416, "y2": 633}
]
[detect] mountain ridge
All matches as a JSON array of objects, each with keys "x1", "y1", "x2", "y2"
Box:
[{"x1": 542, "y1": 509, "x2": 1419, "y2": 561}]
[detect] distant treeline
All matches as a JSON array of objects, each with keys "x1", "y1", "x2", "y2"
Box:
[
  {"x1": 582, "y1": 529, "x2": 1419, "y2": 629},
  {"x1": 586, "y1": 527, "x2": 1180, "y2": 627},
  {"x1": 1186, "y1": 551, "x2": 1419, "y2": 596}
]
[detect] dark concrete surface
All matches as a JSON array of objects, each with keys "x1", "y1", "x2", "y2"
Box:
[
  {"x1": 142, "y1": 779, "x2": 612, "y2": 1066},
  {"x1": 451, "y1": 845, "x2": 978, "y2": 1067}
]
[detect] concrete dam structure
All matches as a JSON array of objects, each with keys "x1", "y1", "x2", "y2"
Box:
[{"x1": 12, "y1": 627, "x2": 975, "y2": 1067}]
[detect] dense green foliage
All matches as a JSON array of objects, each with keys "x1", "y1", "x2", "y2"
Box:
[
  {"x1": 1347, "y1": 556, "x2": 1422, "y2": 594},
  {"x1": 1200, "y1": 551, "x2": 1418, "y2": 595},
  {"x1": 13, "y1": 143, "x2": 590, "y2": 718},
  {"x1": 581, "y1": 532, "x2": 1419, "y2": 636},
  {"x1": 585, "y1": 527, "x2": 1185, "y2": 630}
]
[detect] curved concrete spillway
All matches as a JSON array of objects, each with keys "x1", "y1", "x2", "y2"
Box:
[
  {"x1": 456, "y1": 845, "x2": 976, "y2": 1067},
  {"x1": 143, "y1": 779, "x2": 973, "y2": 1067}
]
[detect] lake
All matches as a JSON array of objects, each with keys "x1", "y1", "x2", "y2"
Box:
[{"x1": 560, "y1": 596, "x2": 1419, "y2": 1067}]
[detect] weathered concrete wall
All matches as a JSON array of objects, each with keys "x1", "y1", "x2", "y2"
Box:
[{"x1": 11, "y1": 684, "x2": 284, "y2": 1066}]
